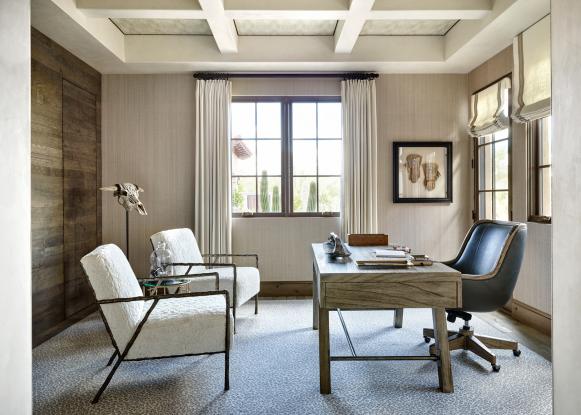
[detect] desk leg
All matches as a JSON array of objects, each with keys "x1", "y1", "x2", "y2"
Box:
[
  {"x1": 432, "y1": 307, "x2": 453, "y2": 393},
  {"x1": 319, "y1": 307, "x2": 331, "y2": 394},
  {"x1": 313, "y1": 263, "x2": 319, "y2": 330},
  {"x1": 393, "y1": 308, "x2": 404, "y2": 328}
]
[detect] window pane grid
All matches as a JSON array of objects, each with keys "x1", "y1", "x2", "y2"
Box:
[
  {"x1": 529, "y1": 116, "x2": 552, "y2": 221},
  {"x1": 475, "y1": 127, "x2": 511, "y2": 221},
  {"x1": 232, "y1": 97, "x2": 341, "y2": 216}
]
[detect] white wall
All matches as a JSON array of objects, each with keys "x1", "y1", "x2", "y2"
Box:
[
  {"x1": 233, "y1": 75, "x2": 470, "y2": 281},
  {"x1": 375, "y1": 74, "x2": 470, "y2": 261},
  {"x1": 102, "y1": 75, "x2": 471, "y2": 283},
  {"x1": 468, "y1": 46, "x2": 552, "y2": 316},
  {"x1": 0, "y1": 1, "x2": 32, "y2": 414},
  {"x1": 552, "y1": 0, "x2": 581, "y2": 412},
  {"x1": 102, "y1": 74, "x2": 196, "y2": 277}
]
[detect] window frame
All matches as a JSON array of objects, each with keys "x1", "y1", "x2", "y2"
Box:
[
  {"x1": 473, "y1": 132, "x2": 512, "y2": 221},
  {"x1": 231, "y1": 96, "x2": 341, "y2": 218},
  {"x1": 527, "y1": 117, "x2": 552, "y2": 224}
]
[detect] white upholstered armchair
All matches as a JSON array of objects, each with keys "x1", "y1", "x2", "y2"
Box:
[
  {"x1": 150, "y1": 228, "x2": 260, "y2": 332},
  {"x1": 81, "y1": 244, "x2": 232, "y2": 404}
]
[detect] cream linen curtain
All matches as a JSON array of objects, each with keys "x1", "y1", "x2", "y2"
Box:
[
  {"x1": 340, "y1": 79, "x2": 378, "y2": 238},
  {"x1": 194, "y1": 79, "x2": 232, "y2": 255}
]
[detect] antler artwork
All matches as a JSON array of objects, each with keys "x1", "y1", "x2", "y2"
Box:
[{"x1": 100, "y1": 183, "x2": 147, "y2": 215}]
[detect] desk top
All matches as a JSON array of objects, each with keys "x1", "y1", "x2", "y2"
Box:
[{"x1": 312, "y1": 243, "x2": 460, "y2": 283}]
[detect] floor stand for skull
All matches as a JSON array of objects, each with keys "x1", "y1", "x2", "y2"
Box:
[{"x1": 125, "y1": 210, "x2": 130, "y2": 260}]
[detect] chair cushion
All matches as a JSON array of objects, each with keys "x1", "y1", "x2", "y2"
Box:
[
  {"x1": 127, "y1": 295, "x2": 232, "y2": 359},
  {"x1": 151, "y1": 228, "x2": 205, "y2": 275},
  {"x1": 184, "y1": 267, "x2": 260, "y2": 308},
  {"x1": 213, "y1": 266, "x2": 260, "y2": 307},
  {"x1": 80, "y1": 244, "x2": 144, "y2": 353}
]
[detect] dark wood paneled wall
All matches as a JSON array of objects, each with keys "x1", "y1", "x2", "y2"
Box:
[{"x1": 31, "y1": 28, "x2": 102, "y2": 346}]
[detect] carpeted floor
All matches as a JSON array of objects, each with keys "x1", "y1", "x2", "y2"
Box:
[{"x1": 33, "y1": 299, "x2": 552, "y2": 415}]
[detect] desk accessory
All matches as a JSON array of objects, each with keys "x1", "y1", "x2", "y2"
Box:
[
  {"x1": 348, "y1": 233, "x2": 389, "y2": 246},
  {"x1": 324, "y1": 233, "x2": 351, "y2": 258}
]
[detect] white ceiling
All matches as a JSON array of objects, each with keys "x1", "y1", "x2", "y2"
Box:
[
  {"x1": 360, "y1": 20, "x2": 457, "y2": 36},
  {"x1": 30, "y1": 0, "x2": 551, "y2": 74},
  {"x1": 235, "y1": 20, "x2": 338, "y2": 36}
]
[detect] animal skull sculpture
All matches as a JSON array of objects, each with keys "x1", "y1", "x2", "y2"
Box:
[
  {"x1": 405, "y1": 154, "x2": 423, "y2": 183},
  {"x1": 100, "y1": 183, "x2": 147, "y2": 215},
  {"x1": 422, "y1": 163, "x2": 441, "y2": 191}
]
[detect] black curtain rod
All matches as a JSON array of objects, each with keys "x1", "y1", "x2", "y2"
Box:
[{"x1": 193, "y1": 72, "x2": 379, "y2": 80}]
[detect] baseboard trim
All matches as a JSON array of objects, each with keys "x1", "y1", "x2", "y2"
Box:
[
  {"x1": 33, "y1": 304, "x2": 97, "y2": 348},
  {"x1": 511, "y1": 299, "x2": 551, "y2": 335},
  {"x1": 260, "y1": 281, "x2": 312, "y2": 297}
]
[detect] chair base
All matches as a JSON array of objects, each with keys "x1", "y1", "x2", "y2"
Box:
[{"x1": 423, "y1": 325, "x2": 521, "y2": 372}]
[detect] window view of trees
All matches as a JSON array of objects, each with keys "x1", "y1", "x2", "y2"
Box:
[{"x1": 231, "y1": 98, "x2": 341, "y2": 216}]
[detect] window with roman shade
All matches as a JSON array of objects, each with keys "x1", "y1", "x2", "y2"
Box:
[
  {"x1": 512, "y1": 15, "x2": 551, "y2": 122},
  {"x1": 468, "y1": 77, "x2": 511, "y2": 137}
]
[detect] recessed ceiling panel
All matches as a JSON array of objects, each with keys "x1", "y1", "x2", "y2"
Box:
[
  {"x1": 111, "y1": 19, "x2": 212, "y2": 35},
  {"x1": 361, "y1": 20, "x2": 457, "y2": 36},
  {"x1": 235, "y1": 20, "x2": 338, "y2": 36}
]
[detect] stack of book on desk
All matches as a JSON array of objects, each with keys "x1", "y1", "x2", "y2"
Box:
[
  {"x1": 355, "y1": 249, "x2": 411, "y2": 267},
  {"x1": 355, "y1": 249, "x2": 434, "y2": 267}
]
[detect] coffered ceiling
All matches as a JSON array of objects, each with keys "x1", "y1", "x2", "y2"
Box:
[
  {"x1": 111, "y1": 18, "x2": 212, "y2": 35},
  {"x1": 30, "y1": 0, "x2": 550, "y2": 74},
  {"x1": 360, "y1": 20, "x2": 457, "y2": 36}
]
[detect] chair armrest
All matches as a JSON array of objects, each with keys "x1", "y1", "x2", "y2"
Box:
[
  {"x1": 461, "y1": 273, "x2": 495, "y2": 281},
  {"x1": 202, "y1": 253, "x2": 259, "y2": 268},
  {"x1": 170, "y1": 262, "x2": 236, "y2": 269},
  {"x1": 170, "y1": 262, "x2": 236, "y2": 279},
  {"x1": 97, "y1": 289, "x2": 230, "y2": 306}
]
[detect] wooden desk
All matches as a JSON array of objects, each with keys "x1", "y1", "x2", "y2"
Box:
[{"x1": 312, "y1": 243, "x2": 462, "y2": 394}]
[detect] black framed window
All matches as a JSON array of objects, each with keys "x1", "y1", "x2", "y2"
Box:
[
  {"x1": 528, "y1": 115, "x2": 552, "y2": 222},
  {"x1": 474, "y1": 128, "x2": 511, "y2": 221},
  {"x1": 231, "y1": 97, "x2": 341, "y2": 217}
]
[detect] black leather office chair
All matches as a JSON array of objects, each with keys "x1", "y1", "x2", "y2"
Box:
[{"x1": 423, "y1": 220, "x2": 527, "y2": 372}]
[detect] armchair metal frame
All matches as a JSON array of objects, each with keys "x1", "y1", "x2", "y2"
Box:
[
  {"x1": 83, "y1": 269, "x2": 230, "y2": 404},
  {"x1": 157, "y1": 250, "x2": 259, "y2": 333}
]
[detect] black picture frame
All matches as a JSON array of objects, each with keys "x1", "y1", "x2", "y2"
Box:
[{"x1": 392, "y1": 141, "x2": 453, "y2": 203}]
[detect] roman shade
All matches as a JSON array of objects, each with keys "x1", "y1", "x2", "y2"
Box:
[
  {"x1": 469, "y1": 77, "x2": 512, "y2": 137},
  {"x1": 512, "y1": 15, "x2": 551, "y2": 122}
]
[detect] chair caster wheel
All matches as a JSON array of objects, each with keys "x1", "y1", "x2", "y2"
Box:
[
  {"x1": 492, "y1": 364, "x2": 501, "y2": 372},
  {"x1": 424, "y1": 336, "x2": 431, "y2": 343},
  {"x1": 513, "y1": 349, "x2": 521, "y2": 357}
]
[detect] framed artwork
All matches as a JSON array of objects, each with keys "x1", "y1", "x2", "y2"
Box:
[{"x1": 393, "y1": 141, "x2": 453, "y2": 203}]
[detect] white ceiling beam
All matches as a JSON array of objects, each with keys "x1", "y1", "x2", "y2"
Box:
[
  {"x1": 33, "y1": 0, "x2": 125, "y2": 60},
  {"x1": 77, "y1": 0, "x2": 205, "y2": 19},
  {"x1": 125, "y1": 34, "x2": 443, "y2": 65},
  {"x1": 198, "y1": 0, "x2": 238, "y2": 54},
  {"x1": 334, "y1": 0, "x2": 375, "y2": 54},
  {"x1": 445, "y1": 0, "x2": 549, "y2": 71},
  {"x1": 371, "y1": 0, "x2": 491, "y2": 20},
  {"x1": 77, "y1": 0, "x2": 490, "y2": 21}
]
